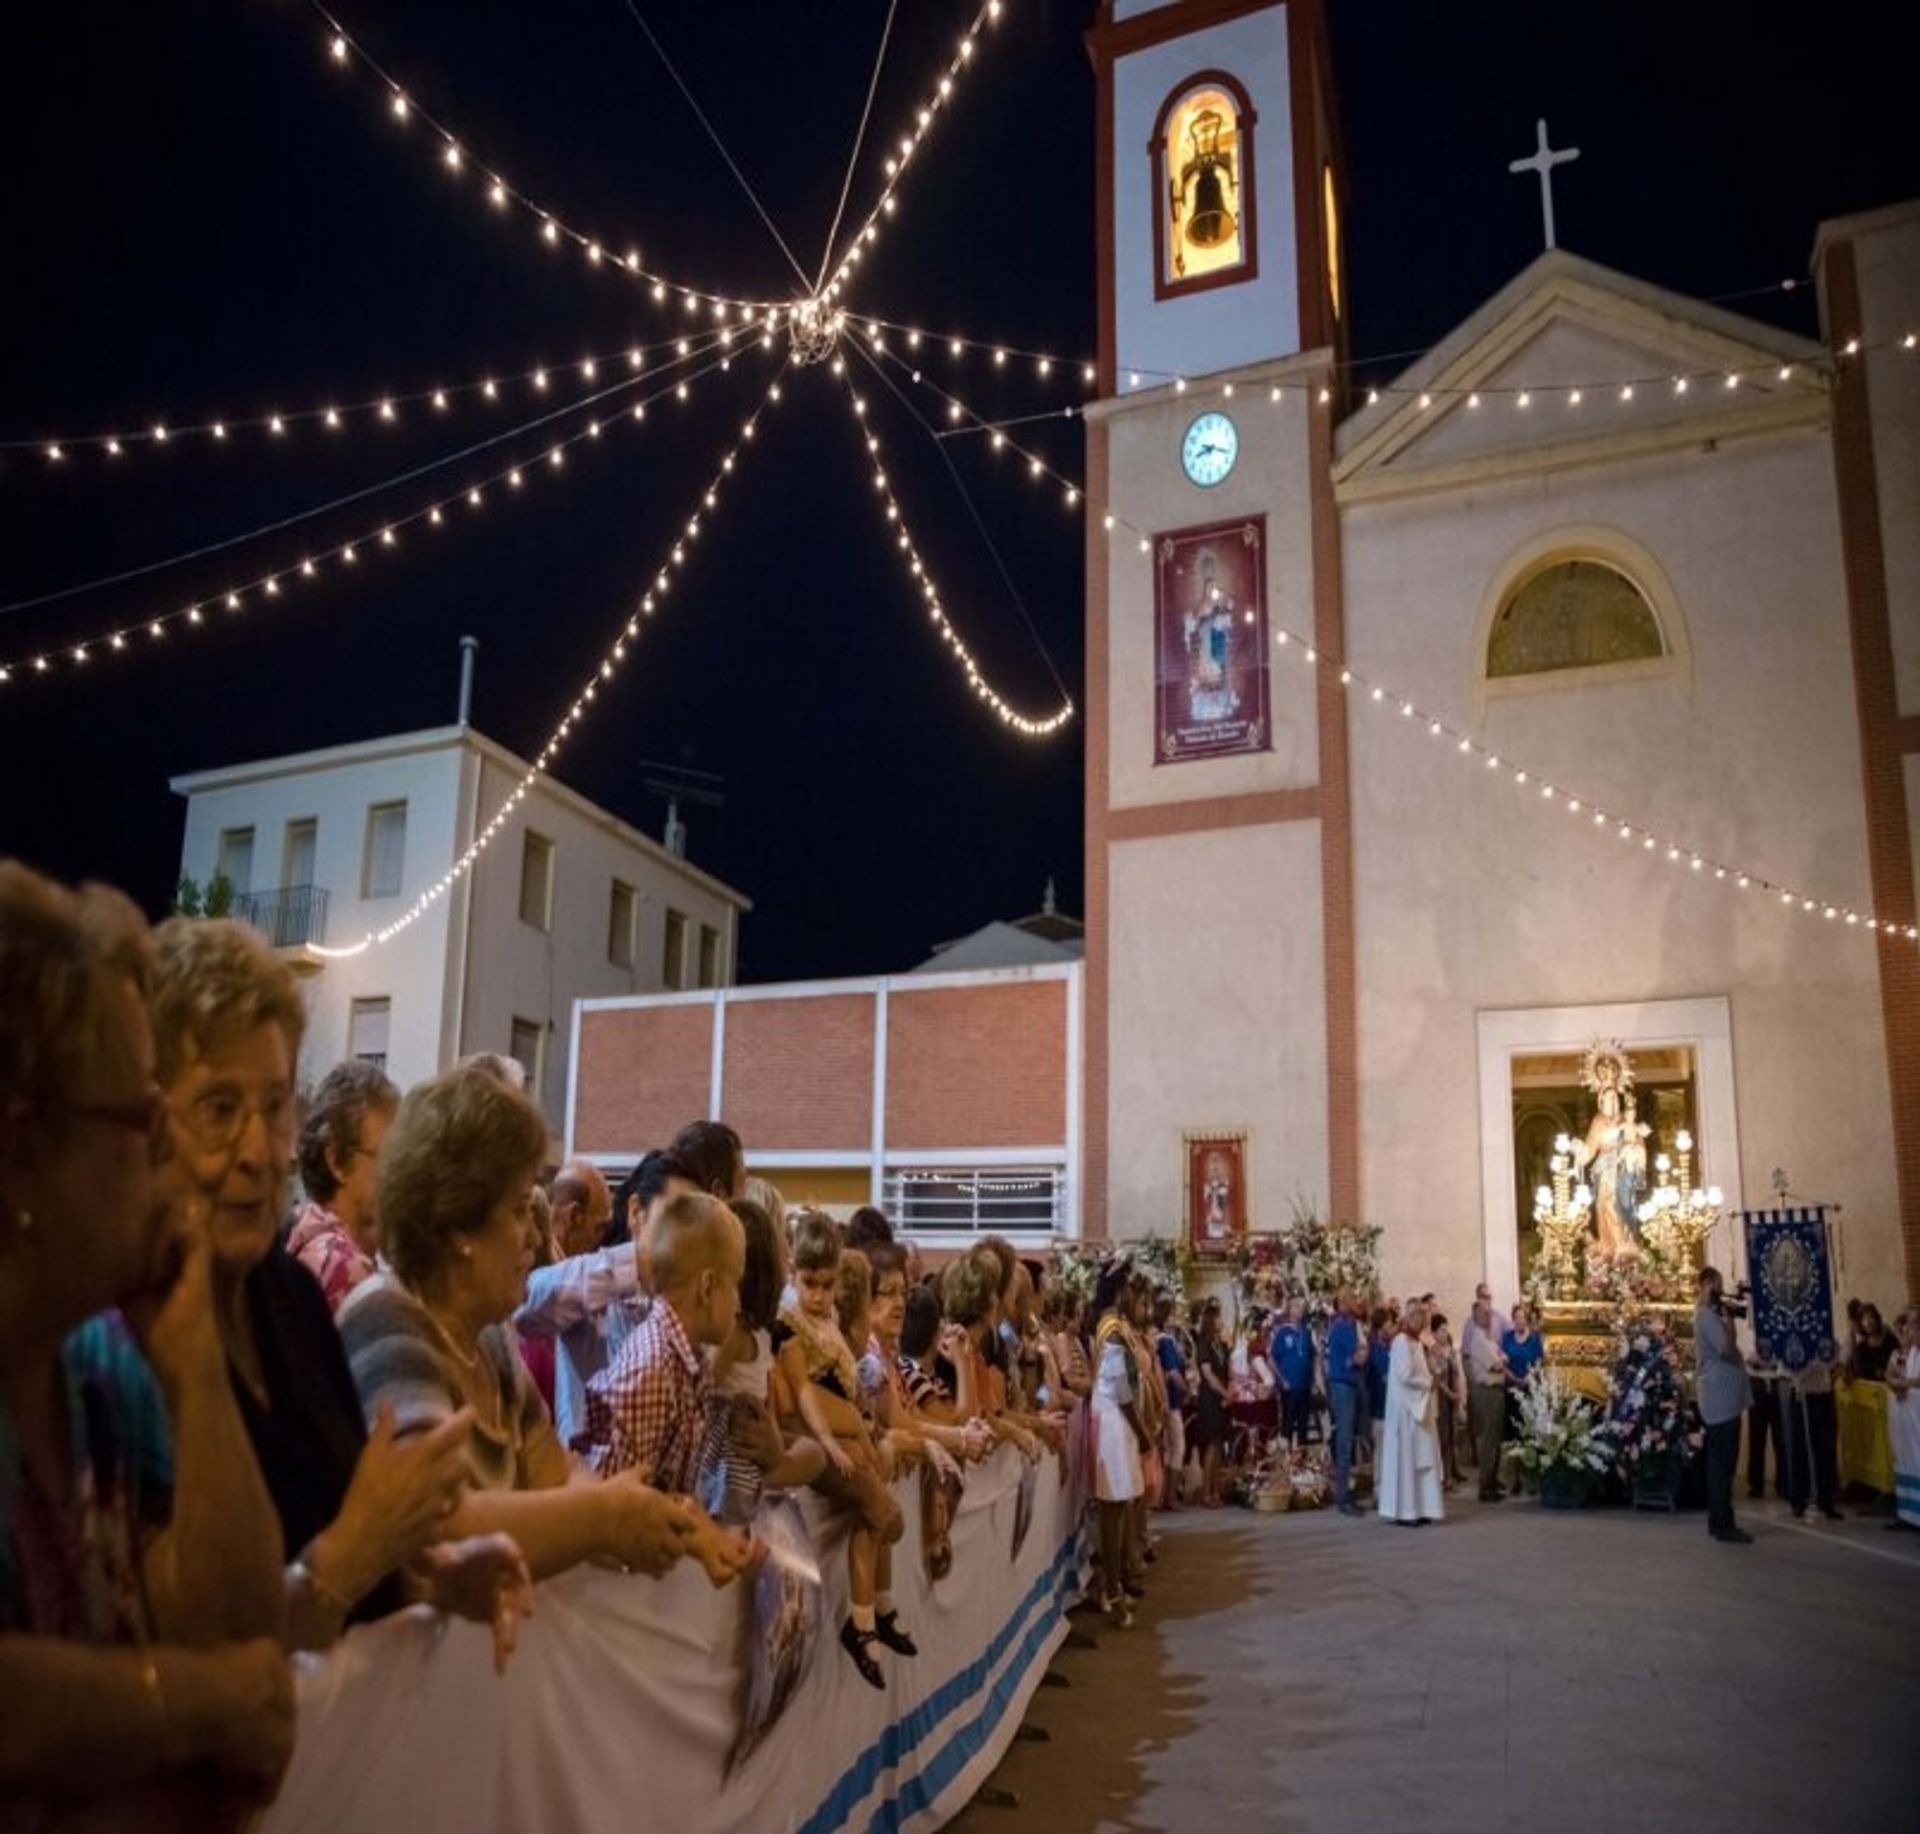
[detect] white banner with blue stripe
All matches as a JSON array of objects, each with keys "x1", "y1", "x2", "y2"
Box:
[
  {"x1": 264, "y1": 1432, "x2": 1089, "y2": 1834},
  {"x1": 1741, "y1": 1205, "x2": 1837, "y2": 1372}
]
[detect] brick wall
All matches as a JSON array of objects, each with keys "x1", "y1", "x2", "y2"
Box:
[
  {"x1": 886, "y1": 980, "x2": 1068, "y2": 1148},
  {"x1": 722, "y1": 995, "x2": 874, "y2": 1151},
  {"x1": 571, "y1": 1004, "x2": 714, "y2": 1155}
]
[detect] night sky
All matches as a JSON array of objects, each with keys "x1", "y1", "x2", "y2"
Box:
[{"x1": 3, "y1": 2, "x2": 1912, "y2": 981}]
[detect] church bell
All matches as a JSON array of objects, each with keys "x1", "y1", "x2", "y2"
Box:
[{"x1": 1179, "y1": 108, "x2": 1236, "y2": 250}]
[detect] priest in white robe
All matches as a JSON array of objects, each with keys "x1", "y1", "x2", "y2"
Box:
[{"x1": 1377, "y1": 1301, "x2": 1445, "y2": 1525}]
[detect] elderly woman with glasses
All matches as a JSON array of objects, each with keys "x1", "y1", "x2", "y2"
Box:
[
  {"x1": 339, "y1": 1062, "x2": 754, "y2": 1585},
  {"x1": 150, "y1": 917, "x2": 535, "y2": 1664},
  {"x1": 0, "y1": 864, "x2": 294, "y2": 1820}
]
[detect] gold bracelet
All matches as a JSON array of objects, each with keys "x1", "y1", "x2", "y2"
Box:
[{"x1": 136, "y1": 1650, "x2": 173, "y2": 1767}]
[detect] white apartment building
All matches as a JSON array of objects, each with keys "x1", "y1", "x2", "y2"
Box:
[{"x1": 172, "y1": 723, "x2": 749, "y2": 1131}]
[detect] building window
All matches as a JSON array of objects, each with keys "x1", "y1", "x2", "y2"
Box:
[
  {"x1": 281, "y1": 818, "x2": 317, "y2": 888},
  {"x1": 696, "y1": 923, "x2": 720, "y2": 989},
  {"x1": 519, "y1": 832, "x2": 554, "y2": 931},
  {"x1": 362, "y1": 802, "x2": 407, "y2": 900},
  {"x1": 1151, "y1": 71, "x2": 1258, "y2": 301},
  {"x1": 662, "y1": 909, "x2": 687, "y2": 989},
  {"x1": 1487, "y1": 559, "x2": 1667, "y2": 681},
  {"x1": 348, "y1": 997, "x2": 390, "y2": 1071},
  {"x1": 509, "y1": 1017, "x2": 544, "y2": 1095},
  {"x1": 882, "y1": 1167, "x2": 1066, "y2": 1236},
  {"x1": 1322, "y1": 161, "x2": 1342, "y2": 322},
  {"x1": 609, "y1": 880, "x2": 636, "y2": 969},
  {"x1": 216, "y1": 826, "x2": 255, "y2": 896}
]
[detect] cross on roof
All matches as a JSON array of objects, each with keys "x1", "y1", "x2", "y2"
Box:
[{"x1": 1509, "y1": 118, "x2": 1580, "y2": 251}]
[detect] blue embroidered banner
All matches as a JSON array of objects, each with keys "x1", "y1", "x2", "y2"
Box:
[{"x1": 1741, "y1": 1207, "x2": 1836, "y2": 1372}]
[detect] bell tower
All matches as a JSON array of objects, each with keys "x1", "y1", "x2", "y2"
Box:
[
  {"x1": 1091, "y1": 0, "x2": 1347, "y2": 396},
  {"x1": 1080, "y1": 0, "x2": 1357, "y2": 1244}
]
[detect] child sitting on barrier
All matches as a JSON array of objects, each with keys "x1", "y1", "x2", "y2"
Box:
[{"x1": 776, "y1": 1214, "x2": 911, "y2": 1689}]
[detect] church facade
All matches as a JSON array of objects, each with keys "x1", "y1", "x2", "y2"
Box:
[{"x1": 1080, "y1": 0, "x2": 1920, "y2": 1310}]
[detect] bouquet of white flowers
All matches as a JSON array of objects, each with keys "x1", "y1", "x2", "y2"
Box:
[{"x1": 1510, "y1": 1367, "x2": 1612, "y2": 1502}]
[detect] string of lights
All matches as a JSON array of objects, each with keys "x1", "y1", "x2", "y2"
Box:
[
  {"x1": 854, "y1": 273, "x2": 1821, "y2": 398},
  {"x1": 867, "y1": 340, "x2": 1083, "y2": 506},
  {"x1": 308, "y1": 1, "x2": 787, "y2": 317},
  {"x1": 1257, "y1": 617, "x2": 1920, "y2": 945},
  {"x1": 0, "y1": 337, "x2": 764, "y2": 685},
  {"x1": 1111, "y1": 326, "x2": 1918, "y2": 404},
  {"x1": 13, "y1": 324, "x2": 746, "y2": 461},
  {"x1": 308, "y1": 365, "x2": 790, "y2": 957},
  {"x1": 0, "y1": 333, "x2": 734, "y2": 621},
  {"x1": 815, "y1": 0, "x2": 1006, "y2": 305},
  {"x1": 866, "y1": 341, "x2": 1917, "y2": 944},
  {"x1": 833, "y1": 366, "x2": 1073, "y2": 736}
]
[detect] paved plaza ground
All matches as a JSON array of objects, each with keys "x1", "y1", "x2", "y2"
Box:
[{"x1": 951, "y1": 1492, "x2": 1919, "y2": 1834}]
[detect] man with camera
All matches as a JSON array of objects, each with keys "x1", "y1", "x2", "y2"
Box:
[{"x1": 1696, "y1": 1266, "x2": 1754, "y2": 1543}]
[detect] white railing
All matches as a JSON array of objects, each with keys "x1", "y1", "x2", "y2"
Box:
[{"x1": 881, "y1": 1166, "x2": 1068, "y2": 1237}]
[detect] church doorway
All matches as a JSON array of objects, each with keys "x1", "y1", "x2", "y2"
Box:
[
  {"x1": 1475, "y1": 997, "x2": 1743, "y2": 1305},
  {"x1": 1510, "y1": 1046, "x2": 1699, "y2": 1288}
]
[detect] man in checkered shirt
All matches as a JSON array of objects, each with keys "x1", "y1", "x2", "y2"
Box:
[{"x1": 575, "y1": 1193, "x2": 745, "y2": 1495}]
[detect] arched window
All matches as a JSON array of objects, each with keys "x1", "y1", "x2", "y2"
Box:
[
  {"x1": 1487, "y1": 558, "x2": 1667, "y2": 680},
  {"x1": 1150, "y1": 72, "x2": 1258, "y2": 302}
]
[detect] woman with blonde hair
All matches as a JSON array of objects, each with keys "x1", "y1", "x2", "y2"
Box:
[
  {"x1": 0, "y1": 866, "x2": 293, "y2": 1819},
  {"x1": 151, "y1": 917, "x2": 536, "y2": 1660},
  {"x1": 1088, "y1": 1264, "x2": 1152, "y2": 1626}
]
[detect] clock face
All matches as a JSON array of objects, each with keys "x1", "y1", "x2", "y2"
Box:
[{"x1": 1180, "y1": 412, "x2": 1238, "y2": 488}]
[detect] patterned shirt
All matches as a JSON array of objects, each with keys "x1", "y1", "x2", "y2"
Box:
[
  {"x1": 286, "y1": 1200, "x2": 377, "y2": 1316},
  {"x1": 339, "y1": 1275, "x2": 555, "y2": 1493},
  {"x1": 0, "y1": 1312, "x2": 172, "y2": 1640},
  {"x1": 897, "y1": 1353, "x2": 951, "y2": 1411},
  {"x1": 575, "y1": 1298, "x2": 710, "y2": 1495}
]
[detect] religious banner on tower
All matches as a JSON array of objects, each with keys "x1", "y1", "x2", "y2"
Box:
[
  {"x1": 1740, "y1": 1206, "x2": 1837, "y2": 1372},
  {"x1": 1154, "y1": 516, "x2": 1270, "y2": 764},
  {"x1": 1184, "y1": 1129, "x2": 1250, "y2": 1258}
]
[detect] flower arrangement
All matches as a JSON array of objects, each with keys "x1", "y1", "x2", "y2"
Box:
[
  {"x1": 1130, "y1": 1232, "x2": 1191, "y2": 1301},
  {"x1": 1230, "y1": 1234, "x2": 1290, "y2": 1310},
  {"x1": 1603, "y1": 1314, "x2": 1694, "y2": 1483},
  {"x1": 1583, "y1": 1245, "x2": 1670, "y2": 1313},
  {"x1": 1510, "y1": 1368, "x2": 1612, "y2": 1496},
  {"x1": 1053, "y1": 1233, "x2": 1190, "y2": 1308},
  {"x1": 1224, "y1": 1199, "x2": 1383, "y2": 1324}
]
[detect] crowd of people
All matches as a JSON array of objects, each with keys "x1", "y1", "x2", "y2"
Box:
[
  {"x1": 0, "y1": 860, "x2": 1170, "y2": 1825},
  {"x1": 1137, "y1": 1284, "x2": 1555, "y2": 1525},
  {"x1": 7, "y1": 857, "x2": 1919, "y2": 1824}
]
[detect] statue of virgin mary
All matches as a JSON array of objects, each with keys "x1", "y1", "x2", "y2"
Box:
[{"x1": 1571, "y1": 1040, "x2": 1645, "y2": 1255}]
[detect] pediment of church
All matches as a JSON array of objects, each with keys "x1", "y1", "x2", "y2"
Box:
[{"x1": 1332, "y1": 251, "x2": 1830, "y2": 501}]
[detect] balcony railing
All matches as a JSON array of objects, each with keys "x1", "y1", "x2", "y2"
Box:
[{"x1": 234, "y1": 884, "x2": 329, "y2": 949}]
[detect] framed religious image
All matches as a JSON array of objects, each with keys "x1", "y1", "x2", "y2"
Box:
[
  {"x1": 1154, "y1": 516, "x2": 1270, "y2": 765},
  {"x1": 1183, "y1": 1130, "x2": 1250, "y2": 1259}
]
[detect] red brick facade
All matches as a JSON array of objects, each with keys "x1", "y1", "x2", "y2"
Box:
[
  {"x1": 572, "y1": 1003, "x2": 714, "y2": 1155},
  {"x1": 884, "y1": 981, "x2": 1069, "y2": 1149},
  {"x1": 570, "y1": 974, "x2": 1073, "y2": 1169},
  {"x1": 721, "y1": 995, "x2": 874, "y2": 1151}
]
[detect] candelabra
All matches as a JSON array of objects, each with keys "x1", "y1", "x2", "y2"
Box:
[
  {"x1": 1636, "y1": 1129, "x2": 1722, "y2": 1286},
  {"x1": 1533, "y1": 1134, "x2": 1594, "y2": 1300}
]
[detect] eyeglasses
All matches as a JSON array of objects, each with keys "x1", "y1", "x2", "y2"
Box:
[
  {"x1": 67, "y1": 1086, "x2": 168, "y2": 1149},
  {"x1": 170, "y1": 1084, "x2": 296, "y2": 1154}
]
